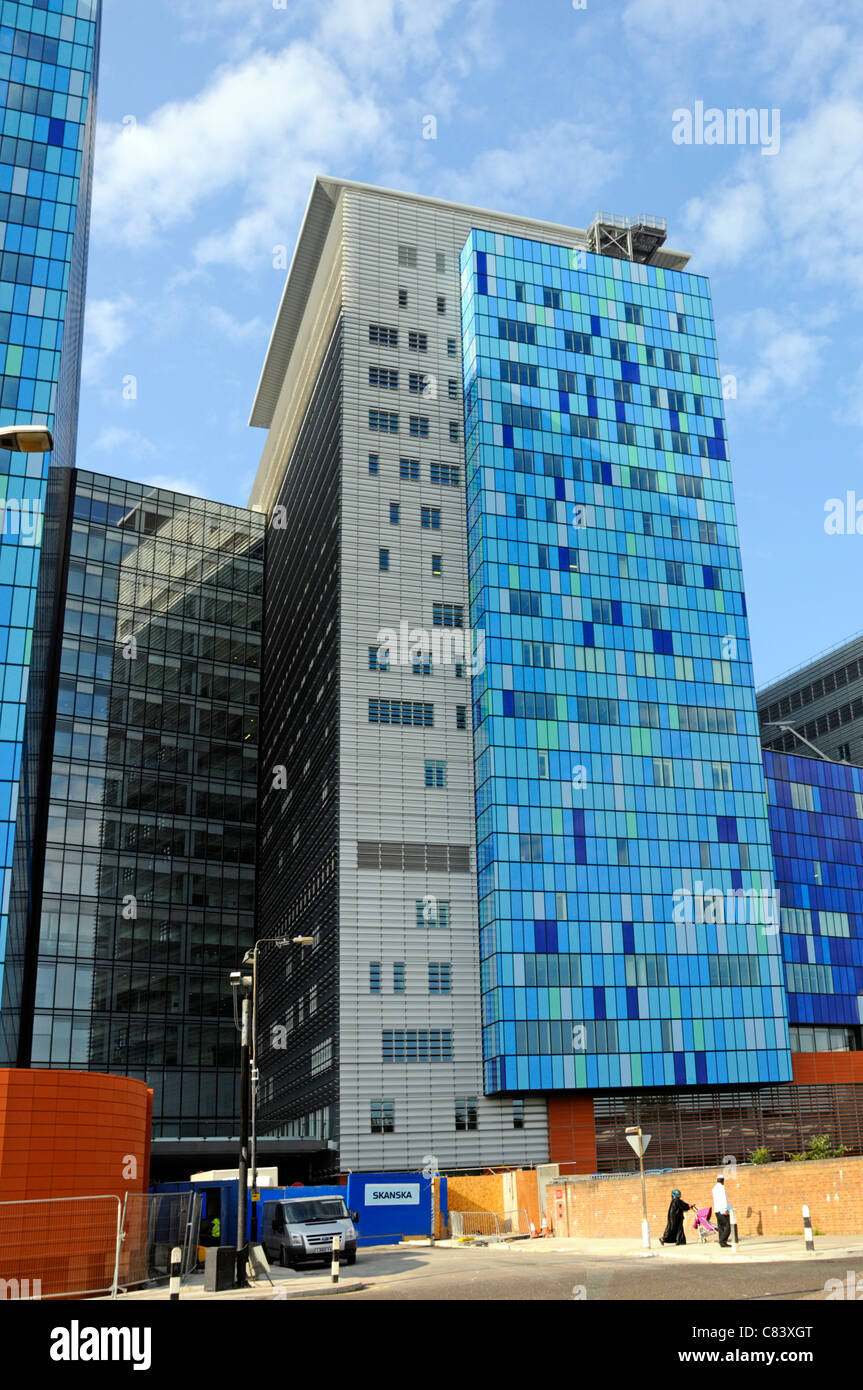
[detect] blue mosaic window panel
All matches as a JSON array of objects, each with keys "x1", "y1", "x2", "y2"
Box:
[
  {"x1": 764, "y1": 750, "x2": 863, "y2": 1032},
  {"x1": 460, "y1": 228, "x2": 793, "y2": 1094},
  {"x1": 0, "y1": 0, "x2": 101, "y2": 1007}
]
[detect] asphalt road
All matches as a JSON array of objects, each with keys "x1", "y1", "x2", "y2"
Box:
[{"x1": 289, "y1": 1246, "x2": 860, "y2": 1302}]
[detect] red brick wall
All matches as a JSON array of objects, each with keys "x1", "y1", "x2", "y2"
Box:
[{"x1": 545, "y1": 1156, "x2": 863, "y2": 1239}]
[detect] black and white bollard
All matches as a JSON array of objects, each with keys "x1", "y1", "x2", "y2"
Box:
[
  {"x1": 169, "y1": 1246, "x2": 182, "y2": 1300},
  {"x1": 729, "y1": 1206, "x2": 739, "y2": 1252},
  {"x1": 802, "y1": 1204, "x2": 815, "y2": 1252},
  {"x1": 331, "y1": 1233, "x2": 340, "y2": 1284}
]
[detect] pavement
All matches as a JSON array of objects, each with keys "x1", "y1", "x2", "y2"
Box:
[
  {"x1": 469, "y1": 1232, "x2": 863, "y2": 1264},
  {"x1": 104, "y1": 1231, "x2": 863, "y2": 1300}
]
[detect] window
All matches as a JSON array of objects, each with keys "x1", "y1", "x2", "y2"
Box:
[
  {"x1": 393, "y1": 962, "x2": 405, "y2": 994},
  {"x1": 435, "y1": 251, "x2": 446, "y2": 273},
  {"x1": 430, "y1": 462, "x2": 460, "y2": 486},
  {"x1": 388, "y1": 502, "x2": 400, "y2": 525},
  {"x1": 310, "y1": 1038, "x2": 333, "y2": 1076},
  {"x1": 399, "y1": 457, "x2": 419, "y2": 480},
  {"x1": 520, "y1": 833, "x2": 542, "y2": 862},
  {"x1": 429, "y1": 962, "x2": 451, "y2": 995},
  {"x1": 791, "y1": 781, "x2": 815, "y2": 812},
  {"x1": 368, "y1": 646, "x2": 389, "y2": 671},
  {"x1": 408, "y1": 371, "x2": 428, "y2": 394},
  {"x1": 420, "y1": 506, "x2": 441, "y2": 529},
  {"x1": 368, "y1": 453, "x2": 380, "y2": 475},
  {"x1": 398, "y1": 287, "x2": 407, "y2": 307},
  {"x1": 563, "y1": 330, "x2": 592, "y2": 355},
  {"x1": 448, "y1": 421, "x2": 459, "y2": 442},
  {"x1": 711, "y1": 762, "x2": 732, "y2": 791},
  {"x1": 370, "y1": 1099, "x2": 395, "y2": 1134},
  {"x1": 369, "y1": 699, "x2": 434, "y2": 727},
  {"x1": 412, "y1": 654, "x2": 432, "y2": 675},
  {"x1": 416, "y1": 898, "x2": 450, "y2": 928},
  {"x1": 408, "y1": 330, "x2": 428, "y2": 351},
  {"x1": 448, "y1": 378, "x2": 458, "y2": 399},
  {"x1": 409, "y1": 415, "x2": 429, "y2": 437},
  {"x1": 522, "y1": 643, "x2": 553, "y2": 667},
  {"x1": 515, "y1": 281, "x2": 526, "y2": 302},
  {"x1": 512, "y1": 1099, "x2": 525, "y2": 1130},
  {"x1": 378, "y1": 549, "x2": 389, "y2": 571},
  {"x1": 665, "y1": 560, "x2": 684, "y2": 585},
  {"x1": 624, "y1": 303, "x2": 644, "y2": 325},
  {"x1": 653, "y1": 758, "x2": 674, "y2": 788},
  {"x1": 543, "y1": 287, "x2": 562, "y2": 309},
  {"x1": 498, "y1": 317, "x2": 536, "y2": 345},
  {"x1": 454, "y1": 663, "x2": 464, "y2": 678},
  {"x1": 437, "y1": 295, "x2": 446, "y2": 314},
  {"x1": 455, "y1": 1096, "x2": 478, "y2": 1130},
  {"x1": 433, "y1": 603, "x2": 463, "y2": 627},
  {"x1": 369, "y1": 408, "x2": 398, "y2": 433},
  {"x1": 611, "y1": 340, "x2": 629, "y2": 362},
  {"x1": 617, "y1": 838, "x2": 629, "y2": 866},
  {"x1": 369, "y1": 323, "x2": 398, "y2": 346},
  {"x1": 677, "y1": 473, "x2": 704, "y2": 499},
  {"x1": 369, "y1": 961, "x2": 382, "y2": 994},
  {"x1": 398, "y1": 244, "x2": 417, "y2": 267},
  {"x1": 447, "y1": 337, "x2": 456, "y2": 356},
  {"x1": 431, "y1": 554, "x2": 442, "y2": 576},
  {"x1": 382, "y1": 1030, "x2": 453, "y2": 1062},
  {"x1": 425, "y1": 760, "x2": 446, "y2": 788},
  {"x1": 455, "y1": 705, "x2": 466, "y2": 730},
  {"x1": 369, "y1": 365, "x2": 398, "y2": 389}
]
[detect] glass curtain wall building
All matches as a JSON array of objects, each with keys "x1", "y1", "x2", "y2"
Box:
[
  {"x1": 0, "y1": 0, "x2": 101, "y2": 1030},
  {"x1": 2, "y1": 467, "x2": 264, "y2": 1150},
  {"x1": 460, "y1": 229, "x2": 792, "y2": 1094}
]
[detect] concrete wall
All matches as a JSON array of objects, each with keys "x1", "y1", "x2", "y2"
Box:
[{"x1": 545, "y1": 1156, "x2": 863, "y2": 1239}]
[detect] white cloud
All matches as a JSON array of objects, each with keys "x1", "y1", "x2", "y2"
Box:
[
  {"x1": 835, "y1": 362, "x2": 863, "y2": 428},
  {"x1": 81, "y1": 295, "x2": 134, "y2": 386},
  {"x1": 207, "y1": 306, "x2": 267, "y2": 343},
  {"x1": 681, "y1": 181, "x2": 768, "y2": 270},
  {"x1": 142, "y1": 473, "x2": 208, "y2": 498},
  {"x1": 91, "y1": 426, "x2": 157, "y2": 461},
  {"x1": 93, "y1": 43, "x2": 385, "y2": 261},
  {"x1": 724, "y1": 309, "x2": 828, "y2": 408},
  {"x1": 434, "y1": 120, "x2": 622, "y2": 221}
]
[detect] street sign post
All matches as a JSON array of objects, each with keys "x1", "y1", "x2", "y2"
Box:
[{"x1": 624, "y1": 1126, "x2": 654, "y2": 1255}]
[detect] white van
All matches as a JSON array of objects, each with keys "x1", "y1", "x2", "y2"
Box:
[{"x1": 262, "y1": 1195, "x2": 359, "y2": 1269}]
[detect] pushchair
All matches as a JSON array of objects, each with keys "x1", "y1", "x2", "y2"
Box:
[{"x1": 692, "y1": 1205, "x2": 718, "y2": 1243}]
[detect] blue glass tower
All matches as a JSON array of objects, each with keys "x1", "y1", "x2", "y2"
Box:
[
  {"x1": 0, "y1": 1, "x2": 101, "y2": 1016},
  {"x1": 460, "y1": 228, "x2": 793, "y2": 1095},
  {"x1": 764, "y1": 749, "x2": 863, "y2": 1043}
]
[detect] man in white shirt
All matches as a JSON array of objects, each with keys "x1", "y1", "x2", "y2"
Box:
[{"x1": 712, "y1": 1174, "x2": 731, "y2": 1248}]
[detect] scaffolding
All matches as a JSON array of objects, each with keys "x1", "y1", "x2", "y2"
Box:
[{"x1": 587, "y1": 212, "x2": 668, "y2": 264}]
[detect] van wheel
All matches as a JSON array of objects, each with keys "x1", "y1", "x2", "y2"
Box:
[
  {"x1": 279, "y1": 1247, "x2": 292, "y2": 1269},
  {"x1": 346, "y1": 1252, "x2": 356, "y2": 1266}
]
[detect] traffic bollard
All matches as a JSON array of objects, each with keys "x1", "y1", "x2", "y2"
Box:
[
  {"x1": 169, "y1": 1246, "x2": 182, "y2": 1300},
  {"x1": 331, "y1": 1232, "x2": 340, "y2": 1283},
  {"x1": 802, "y1": 1204, "x2": 815, "y2": 1252}
]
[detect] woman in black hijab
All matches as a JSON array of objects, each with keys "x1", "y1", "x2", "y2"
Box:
[{"x1": 659, "y1": 1189, "x2": 690, "y2": 1245}]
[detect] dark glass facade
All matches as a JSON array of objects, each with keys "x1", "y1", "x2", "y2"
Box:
[
  {"x1": 255, "y1": 320, "x2": 341, "y2": 1170},
  {"x1": 3, "y1": 467, "x2": 264, "y2": 1140}
]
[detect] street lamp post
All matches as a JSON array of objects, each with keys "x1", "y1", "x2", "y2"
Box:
[
  {"x1": 241, "y1": 934, "x2": 316, "y2": 1243},
  {"x1": 0, "y1": 424, "x2": 54, "y2": 453}
]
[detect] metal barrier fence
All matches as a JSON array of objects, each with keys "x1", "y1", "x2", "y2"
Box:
[
  {"x1": 0, "y1": 1196, "x2": 122, "y2": 1300},
  {"x1": 118, "y1": 1191, "x2": 202, "y2": 1292},
  {"x1": 449, "y1": 1208, "x2": 531, "y2": 1241},
  {"x1": 0, "y1": 1190, "x2": 202, "y2": 1300}
]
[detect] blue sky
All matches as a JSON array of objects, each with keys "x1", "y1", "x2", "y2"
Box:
[{"x1": 78, "y1": 0, "x2": 863, "y2": 687}]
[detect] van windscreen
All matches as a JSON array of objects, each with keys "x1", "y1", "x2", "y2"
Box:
[{"x1": 282, "y1": 1198, "x2": 348, "y2": 1224}]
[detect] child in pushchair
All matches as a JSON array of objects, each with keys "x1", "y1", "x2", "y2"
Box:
[{"x1": 692, "y1": 1205, "x2": 718, "y2": 1243}]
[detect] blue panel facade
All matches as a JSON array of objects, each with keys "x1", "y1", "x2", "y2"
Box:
[
  {"x1": 0, "y1": 0, "x2": 101, "y2": 1004},
  {"x1": 764, "y1": 749, "x2": 863, "y2": 1035},
  {"x1": 460, "y1": 228, "x2": 793, "y2": 1095}
]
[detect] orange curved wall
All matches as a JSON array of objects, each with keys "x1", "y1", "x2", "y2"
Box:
[{"x1": 0, "y1": 1069, "x2": 152, "y2": 1200}]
